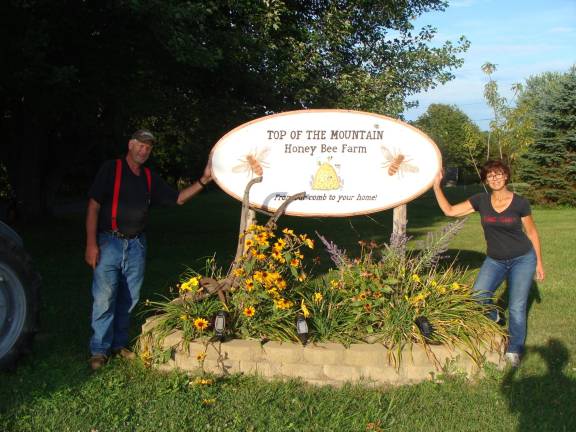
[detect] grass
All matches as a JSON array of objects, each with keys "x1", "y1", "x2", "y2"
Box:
[{"x1": 1, "y1": 187, "x2": 575, "y2": 431}]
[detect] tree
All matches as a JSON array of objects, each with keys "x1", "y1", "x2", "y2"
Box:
[
  {"x1": 1, "y1": 0, "x2": 469, "y2": 219},
  {"x1": 413, "y1": 104, "x2": 483, "y2": 182},
  {"x1": 516, "y1": 67, "x2": 576, "y2": 206},
  {"x1": 481, "y1": 62, "x2": 533, "y2": 165}
]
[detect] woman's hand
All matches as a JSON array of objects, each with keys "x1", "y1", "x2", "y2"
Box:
[{"x1": 535, "y1": 262, "x2": 545, "y2": 281}]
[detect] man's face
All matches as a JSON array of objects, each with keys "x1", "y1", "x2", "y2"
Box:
[{"x1": 128, "y1": 139, "x2": 153, "y2": 165}]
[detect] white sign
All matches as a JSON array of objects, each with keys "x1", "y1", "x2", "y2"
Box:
[{"x1": 211, "y1": 110, "x2": 441, "y2": 217}]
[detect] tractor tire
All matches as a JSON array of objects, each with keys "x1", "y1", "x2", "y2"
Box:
[{"x1": 0, "y1": 234, "x2": 41, "y2": 371}]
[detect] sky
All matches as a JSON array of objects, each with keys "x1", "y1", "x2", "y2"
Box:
[{"x1": 403, "y1": 0, "x2": 576, "y2": 130}]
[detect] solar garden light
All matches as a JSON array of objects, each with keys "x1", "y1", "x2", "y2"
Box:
[
  {"x1": 213, "y1": 311, "x2": 228, "y2": 341},
  {"x1": 414, "y1": 316, "x2": 434, "y2": 340},
  {"x1": 296, "y1": 313, "x2": 309, "y2": 345}
]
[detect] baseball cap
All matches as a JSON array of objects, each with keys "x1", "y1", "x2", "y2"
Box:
[{"x1": 131, "y1": 129, "x2": 156, "y2": 145}]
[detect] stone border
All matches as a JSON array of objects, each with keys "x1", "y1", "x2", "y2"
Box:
[{"x1": 142, "y1": 318, "x2": 504, "y2": 386}]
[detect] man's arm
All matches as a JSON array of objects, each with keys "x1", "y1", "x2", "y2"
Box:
[
  {"x1": 176, "y1": 159, "x2": 212, "y2": 205},
  {"x1": 85, "y1": 198, "x2": 101, "y2": 269}
]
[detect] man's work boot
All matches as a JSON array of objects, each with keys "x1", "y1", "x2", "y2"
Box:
[
  {"x1": 112, "y1": 347, "x2": 137, "y2": 360},
  {"x1": 89, "y1": 354, "x2": 108, "y2": 371}
]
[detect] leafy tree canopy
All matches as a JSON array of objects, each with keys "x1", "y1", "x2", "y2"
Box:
[
  {"x1": 1, "y1": 0, "x2": 469, "y2": 218},
  {"x1": 413, "y1": 104, "x2": 483, "y2": 182}
]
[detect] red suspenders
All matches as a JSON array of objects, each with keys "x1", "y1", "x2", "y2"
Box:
[{"x1": 111, "y1": 159, "x2": 151, "y2": 232}]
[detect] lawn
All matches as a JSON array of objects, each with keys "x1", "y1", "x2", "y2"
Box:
[{"x1": 1, "y1": 187, "x2": 575, "y2": 432}]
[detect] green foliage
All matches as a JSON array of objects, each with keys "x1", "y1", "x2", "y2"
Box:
[
  {"x1": 140, "y1": 220, "x2": 504, "y2": 367},
  {"x1": 517, "y1": 67, "x2": 576, "y2": 206},
  {"x1": 481, "y1": 62, "x2": 534, "y2": 165},
  {"x1": 1, "y1": 0, "x2": 469, "y2": 217},
  {"x1": 1, "y1": 191, "x2": 575, "y2": 431},
  {"x1": 413, "y1": 104, "x2": 484, "y2": 182}
]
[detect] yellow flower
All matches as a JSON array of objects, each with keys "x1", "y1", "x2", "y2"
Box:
[
  {"x1": 233, "y1": 268, "x2": 246, "y2": 277},
  {"x1": 253, "y1": 271, "x2": 264, "y2": 282},
  {"x1": 256, "y1": 232, "x2": 269, "y2": 242},
  {"x1": 196, "y1": 352, "x2": 207, "y2": 361},
  {"x1": 180, "y1": 277, "x2": 199, "y2": 293},
  {"x1": 430, "y1": 280, "x2": 438, "y2": 287},
  {"x1": 300, "y1": 299, "x2": 310, "y2": 318},
  {"x1": 437, "y1": 285, "x2": 447, "y2": 294},
  {"x1": 358, "y1": 292, "x2": 368, "y2": 301},
  {"x1": 271, "y1": 250, "x2": 285, "y2": 262},
  {"x1": 202, "y1": 398, "x2": 216, "y2": 405},
  {"x1": 191, "y1": 377, "x2": 213, "y2": 385},
  {"x1": 276, "y1": 279, "x2": 287, "y2": 290},
  {"x1": 243, "y1": 306, "x2": 256, "y2": 318},
  {"x1": 193, "y1": 317, "x2": 209, "y2": 331},
  {"x1": 451, "y1": 282, "x2": 460, "y2": 290},
  {"x1": 313, "y1": 292, "x2": 323, "y2": 303},
  {"x1": 274, "y1": 298, "x2": 294, "y2": 310},
  {"x1": 298, "y1": 273, "x2": 307, "y2": 282},
  {"x1": 244, "y1": 278, "x2": 254, "y2": 292},
  {"x1": 411, "y1": 274, "x2": 421, "y2": 283},
  {"x1": 256, "y1": 253, "x2": 266, "y2": 261},
  {"x1": 282, "y1": 228, "x2": 294, "y2": 236},
  {"x1": 290, "y1": 258, "x2": 300, "y2": 267},
  {"x1": 180, "y1": 314, "x2": 189, "y2": 321},
  {"x1": 304, "y1": 238, "x2": 314, "y2": 249},
  {"x1": 295, "y1": 251, "x2": 304, "y2": 260},
  {"x1": 330, "y1": 279, "x2": 339, "y2": 289},
  {"x1": 245, "y1": 239, "x2": 254, "y2": 248}
]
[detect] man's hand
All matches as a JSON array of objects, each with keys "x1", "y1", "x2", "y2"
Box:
[
  {"x1": 201, "y1": 151, "x2": 213, "y2": 183},
  {"x1": 85, "y1": 244, "x2": 99, "y2": 269}
]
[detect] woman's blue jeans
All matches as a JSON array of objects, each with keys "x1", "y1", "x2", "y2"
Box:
[
  {"x1": 473, "y1": 248, "x2": 536, "y2": 354},
  {"x1": 89, "y1": 232, "x2": 147, "y2": 356}
]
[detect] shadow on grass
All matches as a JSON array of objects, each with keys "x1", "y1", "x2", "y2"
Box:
[
  {"x1": 443, "y1": 248, "x2": 487, "y2": 270},
  {"x1": 501, "y1": 338, "x2": 576, "y2": 431}
]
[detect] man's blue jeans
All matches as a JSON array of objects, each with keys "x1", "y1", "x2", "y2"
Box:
[
  {"x1": 473, "y1": 248, "x2": 536, "y2": 354},
  {"x1": 90, "y1": 232, "x2": 147, "y2": 355}
]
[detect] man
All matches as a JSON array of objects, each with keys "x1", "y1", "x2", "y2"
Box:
[{"x1": 85, "y1": 129, "x2": 212, "y2": 370}]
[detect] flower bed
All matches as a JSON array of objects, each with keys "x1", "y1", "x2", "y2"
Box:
[{"x1": 137, "y1": 220, "x2": 506, "y2": 383}]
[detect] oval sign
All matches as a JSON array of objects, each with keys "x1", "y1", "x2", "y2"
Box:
[{"x1": 212, "y1": 109, "x2": 441, "y2": 217}]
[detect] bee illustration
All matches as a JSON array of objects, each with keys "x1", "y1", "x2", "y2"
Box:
[
  {"x1": 232, "y1": 147, "x2": 271, "y2": 178},
  {"x1": 381, "y1": 146, "x2": 419, "y2": 177}
]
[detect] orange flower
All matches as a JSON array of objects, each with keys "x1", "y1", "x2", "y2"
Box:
[
  {"x1": 193, "y1": 317, "x2": 209, "y2": 331},
  {"x1": 243, "y1": 306, "x2": 256, "y2": 318},
  {"x1": 290, "y1": 258, "x2": 300, "y2": 267},
  {"x1": 244, "y1": 278, "x2": 254, "y2": 292}
]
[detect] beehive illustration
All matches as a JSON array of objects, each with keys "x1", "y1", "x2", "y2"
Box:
[{"x1": 312, "y1": 160, "x2": 341, "y2": 190}]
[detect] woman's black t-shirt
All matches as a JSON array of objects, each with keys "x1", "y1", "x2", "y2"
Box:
[
  {"x1": 468, "y1": 192, "x2": 533, "y2": 260},
  {"x1": 88, "y1": 159, "x2": 179, "y2": 236}
]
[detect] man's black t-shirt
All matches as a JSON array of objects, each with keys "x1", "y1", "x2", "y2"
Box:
[
  {"x1": 88, "y1": 159, "x2": 179, "y2": 236},
  {"x1": 468, "y1": 192, "x2": 533, "y2": 260}
]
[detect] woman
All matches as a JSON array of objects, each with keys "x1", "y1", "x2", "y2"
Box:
[{"x1": 433, "y1": 160, "x2": 545, "y2": 367}]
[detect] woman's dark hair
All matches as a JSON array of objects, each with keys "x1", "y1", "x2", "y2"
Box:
[{"x1": 480, "y1": 160, "x2": 511, "y2": 184}]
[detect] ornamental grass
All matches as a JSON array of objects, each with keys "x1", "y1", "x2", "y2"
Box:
[{"x1": 138, "y1": 220, "x2": 505, "y2": 367}]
